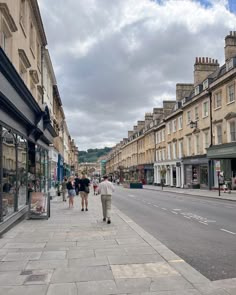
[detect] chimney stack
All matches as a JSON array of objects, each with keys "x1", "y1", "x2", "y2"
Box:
[
  {"x1": 163, "y1": 100, "x2": 176, "y2": 116},
  {"x1": 137, "y1": 121, "x2": 145, "y2": 131},
  {"x1": 194, "y1": 57, "x2": 219, "y2": 86},
  {"x1": 144, "y1": 113, "x2": 153, "y2": 126},
  {"x1": 225, "y1": 31, "x2": 236, "y2": 62},
  {"x1": 128, "y1": 130, "x2": 133, "y2": 138},
  {"x1": 176, "y1": 83, "x2": 194, "y2": 101}
]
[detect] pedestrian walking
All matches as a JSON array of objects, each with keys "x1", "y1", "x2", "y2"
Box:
[
  {"x1": 61, "y1": 176, "x2": 67, "y2": 202},
  {"x1": 66, "y1": 176, "x2": 76, "y2": 208},
  {"x1": 92, "y1": 178, "x2": 99, "y2": 195},
  {"x1": 79, "y1": 174, "x2": 90, "y2": 211},
  {"x1": 74, "y1": 173, "x2": 80, "y2": 196},
  {"x1": 98, "y1": 175, "x2": 114, "y2": 224}
]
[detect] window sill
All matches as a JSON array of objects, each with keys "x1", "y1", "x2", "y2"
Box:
[
  {"x1": 226, "y1": 100, "x2": 235, "y2": 105},
  {"x1": 214, "y1": 106, "x2": 222, "y2": 111},
  {"x1": 202, "y1": 115, "x2": 209, "y2": 119}
]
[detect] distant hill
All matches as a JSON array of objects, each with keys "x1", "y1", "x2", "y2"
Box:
[{"x1": 79, "y1": 147, "x2": 112, "y2": 163}]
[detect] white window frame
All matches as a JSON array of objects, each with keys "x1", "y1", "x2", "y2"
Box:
[
  {"x1": 159, "y1": 150, "x2": 162, "y2": 161},
  {"x1": 178, "y1": 140, "x2": 183, "y2": 158},
  {"x1": 202, "y1": 100, "x2": 209, "y2": 118},
  {"x1": 167, "y1": 122, "x2": 171, "y2": 134},
  {"x1": 167, "y1": 143, "x2": 171, "y2": 160},
  {"x1": 173, "y1": 119, "x2": 177, "y2": 133},
  {"x1": 162, "y1": 129, "x2": 165, "y2": 142},
  {"x1": 186, "y1": 111, "x2": 191, "y2": 125},
  {"x1": 214, "y1": 91, "x2": 222, "y2": 109},
  {"x1": 227, "y1": 83, "x2": 235, "y2": 104},
  {"x1": 162, "y1": 149, "x2": 165, "y2": 161},
  {"x1": 173, "y1": 142, "x2": 177, "y2": 159},
  {"x1": 187, "y1": 136, "x2": 191, "y2": 156},
  {"x1": 178, "y1": 116, "x2": 183, "y2": 130},
  {"x1": 216, "y1": 124, "x2": 222, "y2": 145},
  {"x1": 228, "y1": 119, "x2": 236, "y2": 142},
  {"x1": 195, "y1": 134, "x2": 200, "y2": 154}
]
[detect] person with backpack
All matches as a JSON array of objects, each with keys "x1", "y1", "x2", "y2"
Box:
[
  {"x1": 66, "y1": 176, "x2": 76, "y2": 208},
  {"x1": 79, "y1": 174, "x2": 90, "y2": 211}
]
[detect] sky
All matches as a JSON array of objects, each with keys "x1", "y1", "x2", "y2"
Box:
[{"x1": 38, "y1": 0, "x2": 236, "y2": 151}]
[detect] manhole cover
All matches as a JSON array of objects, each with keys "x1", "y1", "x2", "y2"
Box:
[
  {"x1": 21, "y1": 270, "x2": 33, "y2": 275},
  {"x1": 25, "y1": 274, "x2": 46, "y2": 282}
]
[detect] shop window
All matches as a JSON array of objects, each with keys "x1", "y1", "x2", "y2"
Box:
[
  {"x1": 227, "y1": 84, "x2": 235, "y2": 103},
  {"x1": 216, "y1": 125, "x2": 222, "y2": 144},
  {"x1": 2, "y1": 128, "x2": 16, "y2": 218},
  {"x1": 17, "y1": 136, "x2": 27, "y2": 208},
  {"x1": 214, "y1": 91, "x2": 222, "y2": 109}
]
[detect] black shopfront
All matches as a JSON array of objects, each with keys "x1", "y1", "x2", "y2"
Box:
[{"x1": 0, "y1": 48, "x2": 56, "y2": 232}]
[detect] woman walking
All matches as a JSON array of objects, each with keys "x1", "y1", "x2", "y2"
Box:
[
  {"x1": 66, "y1": 176, "x2": 76, "y2": 208},
  {"x1": 61, "y1": 176, "x2": 67, "y2": 202}
]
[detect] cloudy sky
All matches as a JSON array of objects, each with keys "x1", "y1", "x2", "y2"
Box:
[{"x1": 38, "y1": 0, "x2": 236, "y2": 151}]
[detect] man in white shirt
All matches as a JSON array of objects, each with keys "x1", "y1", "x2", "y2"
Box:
[{"x1": 98, "y1": 175, "x2": 115, "y2": 224}]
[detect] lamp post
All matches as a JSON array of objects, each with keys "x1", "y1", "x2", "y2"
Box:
[{"x1": 190, "y1": 120, "x2": 198, "y2": 129}]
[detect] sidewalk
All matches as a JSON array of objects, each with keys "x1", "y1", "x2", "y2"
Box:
[
  {"x1": 143, "y1": 185, "x2": 236, "y2": 202},
  {"x1": 0, "y1": 194, "x2": 235, "y2": 295}
]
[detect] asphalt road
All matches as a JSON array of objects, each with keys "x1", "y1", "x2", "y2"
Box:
[{"x1": 112, "y1": 186, "x2": 236, "y2": 281}]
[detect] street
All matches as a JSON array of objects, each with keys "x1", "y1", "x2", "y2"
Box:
[{"x1": 112, "y1": 186, "x2": 236, "y2": 281}]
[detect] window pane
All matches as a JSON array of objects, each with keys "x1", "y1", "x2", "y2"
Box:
[{"x1": 17, "y1": 137, "x2": 27, "y2": 208}]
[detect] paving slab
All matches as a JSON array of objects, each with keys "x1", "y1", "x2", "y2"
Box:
[
  {"x1": 76, "y1": 280, "x2": 117, "y2": 295},
  {"x1": 0, "y1": 285, "x2": 48, "y2": 295},
  {"x1": 115, "y1": 278, "x2": 151, "y2": 293},
  {"x1": 46, "y1": 283, "x2": 77, "y2": 295},
  {"x1": 26, "y1": 259, "x2": 68, "y2": 270}
]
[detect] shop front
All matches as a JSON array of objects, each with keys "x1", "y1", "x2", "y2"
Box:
[
  {"x1": 137, "y1": 165, "x2": 145, "y2": 184},
  {"x1": 144, "y1": 164, "x2": 154, "y2": 184},
  {"x1": 0, "y1": 48, "x2": 57, "y2": 232},
  {"x1": 183, "y1": 156, "x2": 209, "y2": 189},
  {"x1": 207, "y1": 143, "x2": 236, "y2": 190}
]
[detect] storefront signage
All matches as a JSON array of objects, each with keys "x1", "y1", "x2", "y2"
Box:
[{"x1": 207, "y1": 145, "x2": 236, "y2": 158}]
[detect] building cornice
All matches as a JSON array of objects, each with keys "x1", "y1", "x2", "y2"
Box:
[{"x1": 30, "y1": 0, "x2": 47, "y2": 46}]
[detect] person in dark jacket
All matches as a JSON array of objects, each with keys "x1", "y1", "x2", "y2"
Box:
[
  {"x1": 66, "y1": 176, "x2": 76, "y2": 208},
  {"x1": 74, "y1": 173, "x2": 80, "y2": 195},
  {"x1": 79, "y1": 174, "x2": 90, "y2": 211}
]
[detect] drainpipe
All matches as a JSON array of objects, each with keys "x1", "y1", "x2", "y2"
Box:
[{"x1": 208, "y1": 90, "x2": 213, "y2": 190}]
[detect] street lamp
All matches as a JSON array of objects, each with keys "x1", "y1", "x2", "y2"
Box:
[{"x1": 190, "y1": 120, "x2": 198, "y2": 129}]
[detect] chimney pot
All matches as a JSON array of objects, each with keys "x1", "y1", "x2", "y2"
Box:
[
  {"x1": 216, "y1": 59, "x2": 218, "y2": 64},
  {"x1": 230, "y1": 31, "x2": 233, "y2": 36},
  {"x1": 202, "y1": 57, "x2": 205, "y2": 63},
  {"x1": 206, "y1": 57, "x2": 208, "y2": 63},
  {"x1": 196, "y1": 57, "x2": 198, "y2": 63}
]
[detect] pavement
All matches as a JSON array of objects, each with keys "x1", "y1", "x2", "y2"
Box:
[
  {"x1": 143, "y1": 185, "x2": 236, "y2": 202},
  {"x1": 0, "y1": 192, "x2": 235, "y2": 295}
]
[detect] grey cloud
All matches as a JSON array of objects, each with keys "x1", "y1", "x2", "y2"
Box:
[{"x1": 38, "y1": 0, "x2": 236, "y2": 150}]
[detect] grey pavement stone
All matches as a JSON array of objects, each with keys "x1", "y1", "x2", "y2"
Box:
[
  {"x1": 116, "y1": 238, "x2": 148, "y2": 246},
  {"x1": 67, "y1": 249, "x2": 94, "y2": 259},
  {"x1": 40, "y1": 251, "x2": 67, "y2": 260},
  {"x1": 68, "y1": 256, "x2": 108, "y2": 267},
  {"x1": 76, "y1": 280, "x2": 117, "y2": 295},
  {"x1": 51, "y1": 266, "x2": 114, "y2": 283},
  {"x1": 2, "y1": 252, "x2": 42, "y2": 261},
  {"x1": 150, "y1": 276, "x2": 195, "y2": 291},
  {"x1": 108, "y1": 254, "x2": 165, "y2": 265},
  {"x1": 111, "y1": 262, "x2": 178, "y2": 279},
  {"x1": 131, "y1": 291, "x2": 202, "y2": 295},
  {"x1": 26, "y1": 259, "x2": 68, "y2": 270},
  {"x1": 24, "y1": 269, "x2": 54, "y2": 285},
  {"x1": 3, "y1": 243, "x2": 46, "y2": 249},
  {"x1": 115, "y1": 278, "x2": 151, "y2": 293},
  {"x1": 95, "y1": 248, "x2": 127, "y2": 257},
  {"x1": 0, "y1": 271, "x2": 26, "y2": 285},
  {"x1": 124, "y1": 247, "x2": 157, "y2": 255},
  {"x1": 46, "y1": 283, "x2": 77, "y2": 295},
  {"x1": 0, "y1": 261, "x2": 28, "y2": 271},
  {"x1": 0, "y1": 285, "x2": 48, "y2": 295},
  {"x1": 45, "y1": 242, "x2": 76, "y2": 248}
]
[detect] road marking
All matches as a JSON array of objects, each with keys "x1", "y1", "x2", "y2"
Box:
[
  {"x1": 220, "y1": 229, "x2": 236, "y2": 235},
  {"x1": 161, "y1": 208, "x2": 167, "y2": 210},
  {"x1": 171, "y1": 211, "x2": 178, "y2": 215},
  {"x1": 199, "y1": 221, "x2": 208, "y2": 225}
]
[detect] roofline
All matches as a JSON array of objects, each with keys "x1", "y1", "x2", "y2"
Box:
[{"x1": 31, "y1": 0, "x2": 47, "y2": 46}]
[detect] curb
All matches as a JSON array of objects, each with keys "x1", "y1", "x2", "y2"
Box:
[{"x1": 143, "y1": 186, "x2": 236, "y2": 202}]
